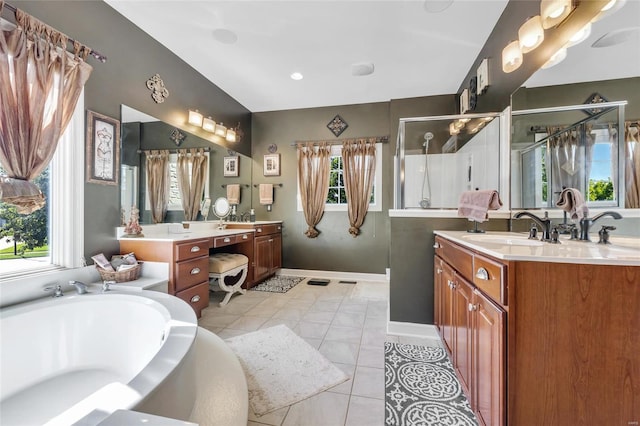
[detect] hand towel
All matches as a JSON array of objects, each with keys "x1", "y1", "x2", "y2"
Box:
[
  {"x1": 226, "y1": 184, "x2": 240, "y2": 205},
  {"x1": 556, "y1": 187, "x2": 588, "y2": 220},
  {"x1": 457, "y1": 190, "x2": 502, "y2": 223},
  {"x1": 259, "y1": 184, "x2": 273, "y2": 205}
]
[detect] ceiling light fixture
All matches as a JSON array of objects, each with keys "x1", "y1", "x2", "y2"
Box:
[
  {"x1": 540, "y1": 0, "x2": 572, "y2": 29},
  {"x1": 188, "y1": 109, "x2": 204, "y2": 127},
  {"x1": 502, "y1": 40, "x2": 523, "y2": 73},
  {"x1": 423, "y1": 0, "x2": 454, "y2": 13},
  {"x1": 352, "y1": 62, "x2": 375, "y2": 77},
  {"x1": 518, "y1": 16, "x2": 545, "y2": 53},
  {"x1": 567, "y1": 22, "x2": 592, "y2": 47},
  {"x1": 592, "y1": 27, "x2": 639, "y2": 48},
  {"x1": 290, "y1": 72, "x2": 303, "y2": 81},
  {"x1": 541, "y1": 47, "x2": 567, "y2": 68},
  {"x1": 212, "y1": 28, "x2": 238, "y2": 44}
]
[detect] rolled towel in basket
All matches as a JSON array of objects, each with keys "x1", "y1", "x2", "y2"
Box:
[
  {"x1": 457, "y1": 190, "x2": 502, "y2": 223},
  {"x1": 259, "y1": 184, "x2": 273, "y2": 205},
  {"x1": 226, "y1": 184, "x2": 240, "y2": 205},
  {"x1": 556, "y1": 187, "x2": 588, "y2": 220}
]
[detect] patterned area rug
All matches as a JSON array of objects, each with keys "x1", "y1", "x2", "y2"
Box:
[
  {"x1": 250, "y1": 275, "x2": 304, "y2": 293},
  {"x1": 385, "y1": 342, "x2": 477, "y2": 426}
]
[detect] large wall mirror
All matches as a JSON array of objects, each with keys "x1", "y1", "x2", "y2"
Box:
[
  {"x1": 510, "y1": 0, "x2": 639, "y2": 211},
  {"x1": 120, "y1": 105, "x2": 253, "y2": 224}
]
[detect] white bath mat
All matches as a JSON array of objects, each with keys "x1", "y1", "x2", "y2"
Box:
[{"x1": 224, "y1": 324, "x2": 348, "y2": 416}]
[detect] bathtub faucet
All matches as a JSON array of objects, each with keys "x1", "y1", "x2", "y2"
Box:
[
  {"x1": 43, "y1": 284, "x2": 64, "y2": 297},
  {"x1": 68, "y1": 280, "x2": 89, "y2": 294}
]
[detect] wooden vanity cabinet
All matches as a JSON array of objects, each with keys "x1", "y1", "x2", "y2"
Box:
[
  {"x1": 434, "y1": 236, "x2": 506, "y2": 426},
  {"x1": 227, "y1": 223, "x2": 282, "y2": 288}
]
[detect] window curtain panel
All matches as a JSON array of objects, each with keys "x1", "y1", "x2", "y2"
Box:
[
  {"x1": 145, "y1": 150, "x2": 170, "y2": 224},
  {"x1": 547, "y1": 125, "x2": 595, "y2": 200},
  {"x1": 0, "y1": 6, "x2": 93, "y2": 213},
  {"x1": 297, "y1": 142, "x2": 330, "y2": 238},
  {"x1": 177, "y1": 148, "x2": 207, "y2": 221},
  {"x1": 342, "y1": 139, "x2": 376, "y2": 237},
  {"x1": 625, "y1": 121, "x2": 640, "y2": 208}
]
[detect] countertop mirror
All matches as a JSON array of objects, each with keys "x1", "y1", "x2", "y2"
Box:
[{"x1": 120, "y1": 105, "x2": 253, "y2": 224}]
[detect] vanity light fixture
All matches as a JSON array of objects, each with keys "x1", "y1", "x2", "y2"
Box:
[
  {"x1": 214, "y1": 122, "x2": 227, "y2": 137},
  {"x1": 202, "y1": 117, "x2": 216, "y2": 133},
  {"x1": 502, "y1": 40, "x2": 523, "y2": 73},
  {"x1": 518, "y1": 15, "x2": 545, "y2": 53},
  {"x1": 449, "y1": 122, "x2": 461, "y2": 135},
  {"x1": 188, "y1": 109, "x2": 204, "y2": 127},
  {"x1": 541, "y1": 46, "x2": 567, "y2": 68},
  {"x1": 540, "y1": 0, "x2": 572, "y2": 29},
  {"x1": 567, "y1": 22, "x2": 592, "y2": 47},
  {"x1": 225, "y1": 127, "x2": 237, "y2": 143}
]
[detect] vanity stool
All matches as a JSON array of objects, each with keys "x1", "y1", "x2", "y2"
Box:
[{"x1": 208, "y1": 253, "x2": 249, "y2": 307}]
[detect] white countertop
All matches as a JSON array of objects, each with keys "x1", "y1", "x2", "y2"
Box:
[
  {"x1": 434, "y1": 230, "x2": 640, "y2": 266},
  {"x1": 117, "y1": 221, "x2": 282, "y2": 242}
]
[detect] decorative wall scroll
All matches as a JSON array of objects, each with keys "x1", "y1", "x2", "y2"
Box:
[
  {"x1": 327, "y1": 114, "x2": 348, "y2": 137},
  {"x1": 170, "y1": 128, "x2": 185, "y2": 146},
  {"x1": 86, "y1": 110, "x2": 120, "y2": 185},
  {"x1": 146, "y1": 73, "x2": 169, "y2": 103}
]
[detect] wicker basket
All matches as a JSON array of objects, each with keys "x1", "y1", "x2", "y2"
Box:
[{"x1": 96, "y1": 262, "x2": 142, "y2": 282}]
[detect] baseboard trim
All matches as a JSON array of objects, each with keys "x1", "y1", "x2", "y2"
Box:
[
  {"x1": 387, "y1": 321, "x2": 440, "y2": 340},
  {"x1": 278, "y1": 268, "x2": 388, "y2": 283}
]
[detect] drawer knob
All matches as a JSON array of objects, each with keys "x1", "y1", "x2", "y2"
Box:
[
  {"x1": 190, "y1": 246, "x2": 201, "y2": 253},
  {"x1": 277, "y1": 226, "x2": 282, "y2": 230},
  {"x1": 190, "y1": 295, "x2": 201, "y2": 303},
  {"x1": 223, "y1": 237, "x2": 231, "y2": 243},
  {"x1": 475, "y1": 267, "x2": 489, "y2": 281},
  {"x1": 190, "y1": 267, "x2": 201, "y2": 275},
  {"x1": 468, "y1": 303, "x2": 478, "y2": 312},
  {"x1": 433, "y1": 242, "x2": 441, "y2": 249}
]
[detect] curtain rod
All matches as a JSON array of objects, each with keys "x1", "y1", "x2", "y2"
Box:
[
  {"x1": 137, "y1": 147, "x2": 211, "y2": 154},
  {"x1": 290, "y1": 135, "x2": 389, "y2": 147},
  {"x1": 2, "y1": 2, "x2": 107, "y2": 63}
]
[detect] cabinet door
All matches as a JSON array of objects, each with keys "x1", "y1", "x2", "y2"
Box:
[
  {"x1": 254, "y1": 234, "x2": 272, "y2": 282},
  {"x1": 271, "y1": 234, "x2": 282, "y2": 271},
  {"x1": 453, "y1": 274, "x2": 474, "y2": 399},
  {"x1": 440, "y1": 261, "x2": 455, "y2": 356},
  {"x1": 473, "y1": 290, "x2": 505, "y2": 426}
]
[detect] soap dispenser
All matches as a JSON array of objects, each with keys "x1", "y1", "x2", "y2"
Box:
[{"x1": 249, "y1": 209, "x2": 255, "y2": 222}]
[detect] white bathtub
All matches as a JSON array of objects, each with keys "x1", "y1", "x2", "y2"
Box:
[{"x1": 0, "y1": 291, "x2": 198, "y2": 425}]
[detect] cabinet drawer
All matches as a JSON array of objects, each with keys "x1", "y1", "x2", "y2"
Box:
[
  {"x1": 254, "y1": 223, "x2": 281, "y2": 236},
  {"x1": 175, "y1": 256, "x2": 209, "y2": 292},
  {"x1": 175, "y1": 239, "x2": 210, "y2": 261},
  {"x1": 213, "y1": 234, "x2": 237, "y2": 248},
  {"x1": 435, "y1": 236, "x2": 473, "y2": 281},
  {"x1": 473, "y1": 255, "x2": 506, "y2": 305},
  {"x1": 175, "y1": 281, "x2": 209, "y2": 317}
]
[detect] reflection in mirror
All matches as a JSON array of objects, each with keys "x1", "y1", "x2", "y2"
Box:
[
  {"x1": 120, "y1": 164, "x2": 138, "y2": 225},
  {"x1": 395, "y1": 113, "x2": 501, "y2": 209},
  {"x1": 511, "y1": 102, "x2": 626, "y2": 210},
  {"x1": 120, "y1": 105, "x2": 252, "y2": 224}
]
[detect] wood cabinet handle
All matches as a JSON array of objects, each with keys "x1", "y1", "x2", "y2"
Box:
[
  {"x1": 433, "y1": 242, "x2": 441, "y2": 249},
  {"x1": 190, "y1": 246, "x2": 201, "y2": 253},
  {"x1": 242, "y1": 234, "x2": 248, "y2": 239},
  {"x1": 190, "y1": 267, "x2": 201, "y2": 275},
  {"x1": 269, "y1": 239, "x2": 273, "y2": 242},
  {"x1": 223, "y1": 237, "x2": 231, "y2": 243},
  {"x1": 475, "y1": 267, "x2": 489, "y2": 280},
  {"x1": 447, "y1": 279, "x2": 455, "y2": 289},
  {"x1": 468, "y1": 303, "x2": 478, "y2": 312},
  {"x1": 190, "y1": 295, "x2": 200, "y2": 303},
  {"x1": 436, "y1": 268, "x2": 442, "y2": 274},
  {"x1": 256, "y1": 228, "x2": 263, "y2": 233}
]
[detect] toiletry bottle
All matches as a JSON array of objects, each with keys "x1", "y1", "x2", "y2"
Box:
[{"x1": 250, "y1": 209, "x2": 255, "y2": 222}]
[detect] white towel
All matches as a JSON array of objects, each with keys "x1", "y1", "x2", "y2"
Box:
[
  {"x1": 556, "y1": 187, "x2": 588, "y2": 220},
  {"x1": 457, "y1": 190, "x2": 502, "y2": 223},
  {"x1": 259, "y1": 184, "x2": 273, "y2": 205},
  {"x1": 226, "y1": 184, "x2": 240, "y2": 205}
]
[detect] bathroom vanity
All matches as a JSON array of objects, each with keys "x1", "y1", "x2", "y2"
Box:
[
  {"x1": 117, "y1": 221, "x2": 282, "y2": 317},
  {"x1": 433, "y1": 230, "x2": 639, "y2": 426}
]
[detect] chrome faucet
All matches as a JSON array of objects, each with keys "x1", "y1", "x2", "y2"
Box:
[
  {"x1": 68, "y1": 280, "x2": 89, "y2": 294},
  {"x1": 578, "y1": 211, "x2": 622, "y2": 241},
  {"x1": 514, "y1": 211, "x2": 552, "y2": 242},
  {"x1": 240, "y1": 211, "x2": 251, "y2": 222},
  {"x1": 44, "y1": 284, "x2": 64, "y2": 297}
]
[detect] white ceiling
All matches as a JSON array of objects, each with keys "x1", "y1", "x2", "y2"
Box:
[{"x1": 106, "y1": 0, "x2": 639, "y2": 113}]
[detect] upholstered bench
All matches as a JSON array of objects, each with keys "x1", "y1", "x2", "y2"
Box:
[{"x1": 208, "y1": 253, "x2": 249, "y2": 307}]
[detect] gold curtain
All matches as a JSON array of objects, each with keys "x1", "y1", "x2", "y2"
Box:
[
  {"x1": 177, "y1": 148, "x2": 207, "y2": 221},
  {"x1": 625, "y1": 121, "x2": 640, "y2": 208},
  {"x1": 342, "y1": 139, "x2": 376, "y2": 237},
  {"x1": 297, "y1": 142, "x2": 330, "y2": 238},
  {"x1": 145, "y1": 150, "x2": 170, "y2": 224},
  {"x1": 0, "y1": 7, "x2": 93, "y2": 213}
]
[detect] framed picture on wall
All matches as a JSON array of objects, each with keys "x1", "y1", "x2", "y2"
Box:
[
  {"x1": 263, "y1": 153, "x2": 280, "y2": 176},
  {"x1": 86, "y1": 110, "x2": 120, "y2": 185},
  {"x1": 224, "y1": 156, "x2": 239, "y2": 177}
]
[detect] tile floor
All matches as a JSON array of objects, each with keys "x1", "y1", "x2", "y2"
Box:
[{"x1": 198, "y1": 275, "x2": 441, "y2": 426}]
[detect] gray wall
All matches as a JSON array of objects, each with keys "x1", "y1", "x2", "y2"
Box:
[{"x1": 12, "y1": 1, "x2": 252, "y2": 261}]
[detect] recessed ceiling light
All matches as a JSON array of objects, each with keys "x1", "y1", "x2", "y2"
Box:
[
  {"x1": 290, "y1": 72, "x2": 303, "y2": 81},
  {"x1": 423, "y1": 0, "x2": 454, "y2": 13},
  {"x1": 212, "y1": 28, "x2": 238, "y2": 44},
  {"x1": 592, "y1": 27, "x2": 639, "y2": 48},
  {"x1": 352, "y1": 62, "x2": 375, "y2": 77}
]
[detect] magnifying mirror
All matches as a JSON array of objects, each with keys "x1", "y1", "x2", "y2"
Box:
[{"x1": 212, "y1": 197, "x2": 231, "y2": 229}]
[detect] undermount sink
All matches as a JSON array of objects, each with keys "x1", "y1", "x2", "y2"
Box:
[{"x1": 461, "y1": 233, "x2": 544, "y2": 247}]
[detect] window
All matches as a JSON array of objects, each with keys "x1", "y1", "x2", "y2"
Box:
[
  {"x1": 0, "y1": 92, "x2": 85, "y2": 279},
  {"x1": 297, "y1": 143, "x2": 382, "y2": 212}
]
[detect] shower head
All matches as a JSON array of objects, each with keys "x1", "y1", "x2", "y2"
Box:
[{"x1": 423, "y1": 132, "x2": 434, "y2": 143}]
